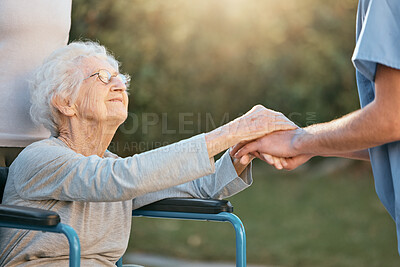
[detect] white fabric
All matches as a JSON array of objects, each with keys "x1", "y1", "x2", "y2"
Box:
[{"x1": 0, "y1": 0, "x2": 71, "y2": 147}]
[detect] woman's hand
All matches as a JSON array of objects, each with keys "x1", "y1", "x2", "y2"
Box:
[
  {"x1": 205, "y1": 105, "x2": 297, "y2": 158},
  {"x1": 259, "y1": 153, "x2": 312, "y2": 171},
  {"x1": 231, "y1": 150, "x2": 256, "y2": 175},
  {"x1": 230, "y1": 105, "x2": 298, "y2": 142}
]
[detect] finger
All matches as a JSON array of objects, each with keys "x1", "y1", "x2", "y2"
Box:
[
  {"x1": 239, "y1": 154, "x2": 251, "y2": 165},
  {"x1": 253, "y1": 151, "x2": 262, "y2": 160},
  {"x1": 283, "y1": 154, "x2": 312, "y2": 171},
  {"x1": 273, "y1": 156, "x2": 283, "y2": 170},
  {"x1": 230, "y1": 141, "x2": 249, "y2": 156},
  {"x1": 243, "y1": 153, "x2": 256, "y2": 164},
  {"x1": 280, "y1": 157, "x2": 288, "y2": 169},
  {"x1": 253, "y1": 152, "x2": 267, "y2": 162},
  {"x1": 248, "y1": 154, "x2": 256, "y2": 161},
  {"x1": 269, "y1": 121, "x2": 298, "y2": 132},
  {"x1": 260, "y1": 153, "x2": 274, "y2": 165},
  {"x1": 234, "y1": 140, "x2": 259, "y2": 158}
]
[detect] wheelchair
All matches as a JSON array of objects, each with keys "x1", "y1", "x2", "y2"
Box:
[{"x1": 0, "y1": 166, "x2": 247, "y2": 267}]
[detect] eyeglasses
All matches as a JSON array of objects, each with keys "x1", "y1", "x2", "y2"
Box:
[{"x1": 84, "y1": 69, "x2": 130, "y2": 87}]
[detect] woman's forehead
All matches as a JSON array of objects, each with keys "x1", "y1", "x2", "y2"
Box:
[{"x1": 82, "y1": 57, "x2": 118, "y2": 74}]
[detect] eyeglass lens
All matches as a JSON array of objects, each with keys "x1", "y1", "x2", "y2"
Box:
[{"x1": 98, "y1": 69, "x2": 128, "y2": 85}]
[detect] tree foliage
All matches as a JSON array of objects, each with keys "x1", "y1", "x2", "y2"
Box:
[{"x1": 70, "y1": 0, "x2": 360, "y2": 156}]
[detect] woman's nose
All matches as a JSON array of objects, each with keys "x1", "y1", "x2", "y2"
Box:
[{"x1": 110, "y1": 77, "x2": 127, "y2": 91}]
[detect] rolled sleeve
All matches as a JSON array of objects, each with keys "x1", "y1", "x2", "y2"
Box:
[
  {"x1": 208, "y1": 150, "x2": 253, "y2": 199},
  {"x1": 352, "y1": 0, "x2": 400, "y2": 81},
  {"x1": 132, "y1": 150, "x2": 253, "y2": 209}
]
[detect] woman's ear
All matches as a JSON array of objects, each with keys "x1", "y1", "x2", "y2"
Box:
[{"x1": 51, "y1": 95, "x2": 76, "y2": 117}]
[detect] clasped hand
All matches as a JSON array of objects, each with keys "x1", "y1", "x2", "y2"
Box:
[{"x1": 230, "y1": 114, "x2": 312, "y2": 171}]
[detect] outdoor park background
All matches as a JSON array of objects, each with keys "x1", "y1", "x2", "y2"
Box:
[{"x1": 70, "y1": 0, "x2": 400, "y2": 266}]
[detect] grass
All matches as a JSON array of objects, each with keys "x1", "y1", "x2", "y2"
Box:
[{"x1": 128, "y1": 159, "x2": 400, "y2": 266}]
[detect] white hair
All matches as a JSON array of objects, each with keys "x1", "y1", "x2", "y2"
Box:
[{"x1": 29, "y1": 41, "x2": 120, "y2": 137}]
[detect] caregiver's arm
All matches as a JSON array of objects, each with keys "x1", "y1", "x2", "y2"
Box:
[
  {"x1": 263, "y1": 149, "x2": 370, "y2": 171},
  {"x1": 322, "y1": 149, "x2": 370, "y2": 161},
  {"x1": 234, "y1": 65, "x2": 400, "y2": 160}
]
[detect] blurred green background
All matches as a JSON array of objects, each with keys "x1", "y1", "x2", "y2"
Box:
[{"x1": 70, "y1": 0, "x2": 400, "y2": 266}]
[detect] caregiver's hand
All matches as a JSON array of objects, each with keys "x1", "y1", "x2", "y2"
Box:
[
  {"x1": 230, "y1": 128, "x2": 313, "y2": 171},
  {"x1": 259, "y1": 153, "x2": 312, "y2": 171}
]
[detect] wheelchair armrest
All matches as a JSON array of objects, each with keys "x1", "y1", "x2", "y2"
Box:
[
  {"x1": 0, "y1": 204, "x2": 60, "y2": 227},
  {"x1": 134, "y1": 198, "x2": 233, "y2": 214}
]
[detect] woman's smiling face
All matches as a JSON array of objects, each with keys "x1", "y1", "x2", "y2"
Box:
[{"x1": 74, "y1": 56, "x2": 129, "y2": 126}]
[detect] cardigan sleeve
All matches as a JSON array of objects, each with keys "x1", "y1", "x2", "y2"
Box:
[
  {"x1": 12, "y1": 134, "x2": 215, "y2": 202},
  {"x1": 132, "y1": 150, "x2": 253, "y2": 209}
]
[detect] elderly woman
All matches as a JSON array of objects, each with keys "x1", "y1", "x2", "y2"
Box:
[{"x1": 0, "y1": 41, "x2": 295, "y2": 266}]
